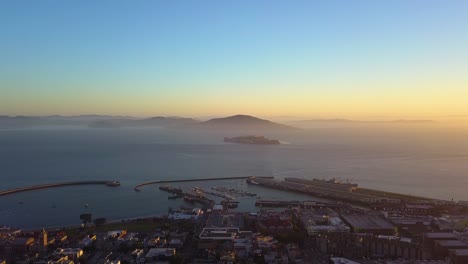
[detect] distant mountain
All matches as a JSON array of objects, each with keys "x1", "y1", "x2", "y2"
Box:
[
  {"x1": 0, "y1": 115, "x2": 139, "y2": 128},
  {"x1": 0, "y1": 115, "x2": 199, "y2": 129},
  {"x1": 0, "y1": 114, "x2": 435, "y2": 130},
  {"x1": 201, "y1": 114, "x2": 296, "y2": 131},
  {"x1": 89, "y1": 116, "x2": 198, "y2": 128}
]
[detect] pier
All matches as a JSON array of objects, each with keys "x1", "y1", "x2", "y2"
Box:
[
  {"x1": 0, "y1": 181, "x2": 120, "y2": 197},
  {"x1": 133, "y1": 176, "x2": 273, "y2": 192},
  {"x1": 255, "y1": 200, "x2": 350, "y2": 209},
  {"x1": 248, "y1": 177, "x2": 444, "y2": 206}
]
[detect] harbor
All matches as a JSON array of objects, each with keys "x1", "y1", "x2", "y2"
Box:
[
  {"x1": 158, "y1": 181, "x2": 261, "y2": 210},
  {"x1": 1, "y1": 174, "x2": 460, "y2": 230}
]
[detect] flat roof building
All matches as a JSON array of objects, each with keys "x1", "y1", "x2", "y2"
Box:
[
  {"x1": 199, "y1": 227, "x2": 239, "y2": 240},
  {"x1": 145, "y1": 248, "x2": 176, "y2": 260},
  {"x1": 449, "y1": 249, "x2": 468, "y2": 264},
  {"x1": 423, "y1": 232, "x2": 459, "y2": 259},
  {"x1": 341, "y1": 214, "x2": 396, "y2": 235},
  {"x1": 425, "y1": 232, "x2": 458, "y2": 240},
  {"x1": 434, "y1": 240, "x2": 468, "y2": 260}
]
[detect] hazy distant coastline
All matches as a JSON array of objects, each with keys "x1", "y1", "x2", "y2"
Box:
[
  {"x1": 0, "y1": 114, "x2": 297, "y2": 132},
  {"x1": 0, "y1": 114, "x2": 445, "y2": 131}
]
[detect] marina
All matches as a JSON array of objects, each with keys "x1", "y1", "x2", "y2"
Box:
[
  {"x1": 193, "y1": 187, "x2": 235, "y2": 200},
  {"x1": 211, "y1": 186, "x2": 256, "y2": 197}
]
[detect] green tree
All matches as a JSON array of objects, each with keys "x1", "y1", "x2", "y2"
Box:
[
  {"x1": 80, "y1": 213, "x2": 93, "y2": 227},
  {"x1": 93, "y1": 217, "x2": 107, "y2": 226}
]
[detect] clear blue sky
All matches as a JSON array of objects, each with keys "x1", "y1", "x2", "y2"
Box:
[{"x1": 1, "y1": 0, "x2": 468, "y2": 118}]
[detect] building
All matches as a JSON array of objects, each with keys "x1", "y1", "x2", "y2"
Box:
[
  {"x1": 145, "y1": 248, "x2": 176, "y2": 261},
  {"x1": 257, "y1": 210, "x2": 293, "y2": 233},
  {"x1": 199, "y1": 228, "x2": 240, "y2": 240},
  {"x1": 0, "y1": 227, "x2": 21, "y2": 236},
  {"x1": 372, "y1": 203, "x2": 432, "y2": 216},
  {"x1": 341, "y1": 214, "x2": 396, "y2": 235},
  {"x1": 168, "y1": 208, "x2": 203, "y2": 220},
  {"x1": 79, "y1": 234, "x2": 96, "y2": 248},
  {"x1": 168, "y1": 238, "x2": 183, "y2": 249},
  {"x1": 422, "y1": 232, "x2": 458, "y2": 259},
  {"x1": 107, "y1": 230, "x2": 127, "y2": 239},
  {"x1": 298, "y1": 208, "x2": 350, "y2": 236},
  {"x1": 318, "y1": 233, "x2": 422, "y2": 260},
  {"x1": 130, "y1": 249, "x2": 144, "y2": 259},
  {"x1": 52, "y1": 248, "x2": 83, "y2": 261},
  {"x1": 449, "y1": 249, "x2": 468, "y2": 264},
  {"x1": 390, "y1": 216, "x2": 432, "y2": 239},
  {"x1": 434, "y1": 240, "x2": 468, "y2": 260}
]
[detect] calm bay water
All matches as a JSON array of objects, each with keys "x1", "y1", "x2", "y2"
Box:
[{"x1": 1, "y1": 126, "x2": 468, "y2": 228}]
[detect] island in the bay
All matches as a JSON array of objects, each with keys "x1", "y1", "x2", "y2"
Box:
[{"x1": 224, "y1": 135, "x2": 281, "y2": 145}]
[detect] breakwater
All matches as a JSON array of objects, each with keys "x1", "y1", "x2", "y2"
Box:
[
  {"x1": 0, "y1": 181, "x2": 120, "y2": 197},
  {"x1": 134, "y1": 176, "x2": 273, "y2": 192}
]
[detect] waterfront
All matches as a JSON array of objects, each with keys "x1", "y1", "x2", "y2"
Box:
[{"x1": 1, "y1": 127, "x2": 468, "y2": 228}]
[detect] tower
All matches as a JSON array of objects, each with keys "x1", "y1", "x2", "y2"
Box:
[{"x1": 41, "y1": 228, "x2": 48, "y2": 248}]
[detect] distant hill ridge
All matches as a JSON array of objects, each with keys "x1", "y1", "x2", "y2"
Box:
[
  {"x1": 0, "y1": 114, "x2": 296, "y2": 131},
  {"x1": 89, "y1": 116, "x2": 198, "y2": 128},
  {"x1": 2, "y1": 114, "x2": 435, "y2": 130},
  {"x1": 201, "y1": 114, "x2": 296, "y2": 130}
]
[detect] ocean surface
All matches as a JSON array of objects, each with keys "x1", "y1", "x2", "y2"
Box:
[{"x1": 1, "y1": 126, "x2": 468, "y2": 228}]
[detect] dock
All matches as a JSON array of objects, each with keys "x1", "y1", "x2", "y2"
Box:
[
  {"x1": 255, "y1": 200, "x2": 350, "y2": 209},
  {"x1": 0, "y1": 181, "x2": 120, "y2": 197},
  {"x1": 248, "y1": 176, "x2": 444, "y2": 206}
]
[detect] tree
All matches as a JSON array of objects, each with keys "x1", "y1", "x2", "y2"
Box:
[
  {"x1": 93, "y1": 217, "x2": 107, "y2": 226},
  {"x1": 80, "y1": 213, "x2": 92, "y2": 226}
]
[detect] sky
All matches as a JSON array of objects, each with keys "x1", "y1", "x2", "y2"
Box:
[{"x1": 1, "y1": 0, "x2": 468, "y2": 120}]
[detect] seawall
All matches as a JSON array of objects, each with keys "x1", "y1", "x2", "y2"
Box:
[{"x1": 0, "y1": 181, "x2": 120, "y2": 196}]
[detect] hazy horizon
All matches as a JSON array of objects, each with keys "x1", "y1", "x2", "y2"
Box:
[{"x1": 2, "y1": 112, "x2": 468, "y2": 124}]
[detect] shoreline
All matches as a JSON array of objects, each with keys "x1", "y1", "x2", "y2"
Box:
[{"x1": 19, "y1": 213, "x2": 169, "y2": 232}]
